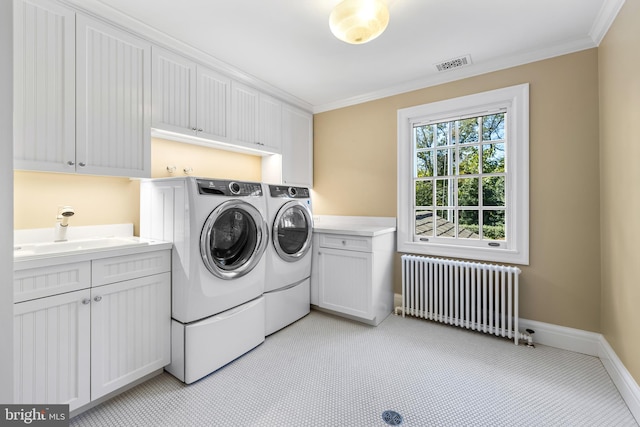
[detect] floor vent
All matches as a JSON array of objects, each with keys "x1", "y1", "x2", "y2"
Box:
[
  {"x1": 435, "y1": 54, "x2": 472, "y2": 72},
  {"x1": 382, "y1": 410, "x2": 403, "y2": 425}
]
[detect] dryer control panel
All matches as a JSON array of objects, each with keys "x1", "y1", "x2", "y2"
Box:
[
  {"x1": 197, "y1": 179, "x2": 263, "y2": 197},
  {"x1": 268, "y1": 185, "x2": 310, "y2": 199}
]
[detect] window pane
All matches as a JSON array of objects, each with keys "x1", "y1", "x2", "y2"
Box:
[
  {"x1": 458, "y1": 118, "x2": 479, "y2": 144},
  {"x1": 436, "y1": 122, "x2": 450, "y2": 146},
  {"x1": 415, "y1": 180, "x2": 433, "y2": 207},
  {"x1": 435, "y1": 209, "x2": 456, "y2": 238},
  {"x1": 482, "y1": 176, "x2": 505, "y2": 206},
  {"x1": 416, "y1": 151, "x2": 434, "y2": 177},
  {"x1": 459, "y1": 210, "x2": 480, "y2": 239},
  {"x1": 415, "y1": 125, "x2": 434, "y2": 149},
  {"x1": 435, "y1": 179, "x2": 453, "y2": 207},
  {"x1": 437, "y1": 148, "x2": 455, "y2": 176},
  {"x1": 458, "y1": 145, "x2": 479, "y2": 175},
  {"x1": 482, "y1": 113, "x2": 505, "y2": 141},
  {"x1": 483, "y1": 210, "x2": 505, "y2": 240},
  {"x1": 458, "y1": 177, "x2": 479, "y2": 206},
  {"x1": 482, "y1": 143, "x2": 505, "y2": 173},
  {"x1": 415, "y1": 210, "x2": 433, "y2": 237}
]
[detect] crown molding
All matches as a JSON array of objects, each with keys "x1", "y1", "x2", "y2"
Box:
[
  {"x1": 589, "y1": 0, "x2": 626, "y2": 45},
  {"x1": 313, "y1": 36, "x2": 597, "y2": 113}
]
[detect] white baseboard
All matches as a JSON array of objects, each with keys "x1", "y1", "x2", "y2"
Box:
[
  {"x1": 517, "y1": 318, "x2": 601, "y2": 356},
  {"x1": 598, "y1": 336, "x2": 640, "y2": 423},
  {"x1": 394, "y1": 293, "x2": 640, "y2": 423}
]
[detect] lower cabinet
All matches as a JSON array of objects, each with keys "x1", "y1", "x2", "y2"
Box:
[
  {"x1": 14, "y1": 289, "x2": 92, "y2": 410},
  {"x1": 90, "y1": 274, "x2": 171, "y2": 400},
  {"x1": 13, "y1": 250, "x2": 171, "y2": 412},
  {"x1": 317, "y1": 247, "x2": 372, "y2": 319},
  {"x1": 313, "y1": 232, "x2": 395, "y2": 326}
]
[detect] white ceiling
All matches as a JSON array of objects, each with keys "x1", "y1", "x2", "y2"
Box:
[{"x1": 81, "y1": 0, "x2": 624, "y2": 113}]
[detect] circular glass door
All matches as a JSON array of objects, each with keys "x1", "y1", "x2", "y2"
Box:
[
  {"x1": 200, "y1": 200, "x2": 267, "y2": 279},
  {"x1": 273, "y1": 201, "x2": 313, "y2": 262}
]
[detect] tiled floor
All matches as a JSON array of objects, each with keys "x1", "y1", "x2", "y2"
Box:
[{"x1": 71, "y1": 310, "x2": 638, "y2": 426}]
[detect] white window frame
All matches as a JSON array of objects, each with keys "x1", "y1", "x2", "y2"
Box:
[{"x1": 397, "y1": 84, "x2": 529, "y2": 265}]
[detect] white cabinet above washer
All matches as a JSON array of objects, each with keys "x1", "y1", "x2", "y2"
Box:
[{"x1": 151, "y1": 47, "x2": 231, "y2": 143}]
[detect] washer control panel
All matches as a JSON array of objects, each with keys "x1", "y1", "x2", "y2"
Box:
[{"x1": 197, "y1": 179, "x2": 263, "y2": 197}]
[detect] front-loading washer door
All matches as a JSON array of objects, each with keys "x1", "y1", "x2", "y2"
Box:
[
  {"x1": 272, "y1": 201, "x2": 313, "y2": 262},
  {"x1": 200, "y1": 200, "x2": 267, "y2": 280}
]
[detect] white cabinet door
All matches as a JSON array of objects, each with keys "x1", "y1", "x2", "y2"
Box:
[
  {"x1": 231, "y1": 82, "x2": 259, "y2": 145},
  {"x1": 76, "y1": 15, "x2": 151, "y2": 178},
  {"x1": 282, "y1": 105, "x2": 313, "y2": 187},
  {"x1": 197, "y1": 66, "x2": 231, "y2": 141},
  {"x1": 151, "y1": 47, "x2": 197, "y2": 136},
  {"x1": 90, "y1": 272, "x2": 171, "y2": 400},
  {"x1": 14, "y1": 289, "x2": 91, "y2": 412},
  {"x1": 259, "y1": 94, "x2": 282, "y2": 153},
  {"x1": 318, "y1": 247, "x2": 373, "y2": 320},
  {"x1": 13, "y1": 0, "x2": 76, "y2": 173}
]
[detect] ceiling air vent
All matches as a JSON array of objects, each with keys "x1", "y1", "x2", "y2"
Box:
[{"x1": 435, "y1": 55, "x2": 472, "y2": 72}]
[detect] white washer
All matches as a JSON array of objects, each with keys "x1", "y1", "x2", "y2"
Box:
[
  {"x1": 140, "y1": 177, "x2": 268, "y2": 383},
  {"x1": 263, "y1": 184, "x2": 313, "y2": 336}
]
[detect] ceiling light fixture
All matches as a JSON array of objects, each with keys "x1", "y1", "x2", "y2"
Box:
[{"x1": 329, "y1": 0, "x2": 390, "y2": 45}]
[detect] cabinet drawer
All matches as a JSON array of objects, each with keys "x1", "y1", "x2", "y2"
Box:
[
  {"x1": 318, "y1": 234, "x2": 372, "y2": 252},
  {"x1": 14, "y1": 262, "x2": 91, "y2": 303},
  {"x1": 92, "y1": 250, "x2": 171, "y2": 287}
]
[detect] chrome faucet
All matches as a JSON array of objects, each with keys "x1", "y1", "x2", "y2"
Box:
[{"x1": 54, "y1": 206, "x2": 75, "y2": 242}]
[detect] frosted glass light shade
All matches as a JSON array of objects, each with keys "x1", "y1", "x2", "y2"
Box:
[{"x1": 329, "y1": 0, "x2": 390, "y2": 44}]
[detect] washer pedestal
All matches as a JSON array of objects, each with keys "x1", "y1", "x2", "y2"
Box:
[{"x1": 166, "y1": 297, "x2": 265, "y2": 384}]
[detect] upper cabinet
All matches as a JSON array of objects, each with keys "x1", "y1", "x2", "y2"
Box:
[
  {"x1": 231, "y1": 82, "x2": 259, "y2": 145},
  {"x1": 282, "y1": 105, "x2": 313, "y2": 187},
  {"x1": 75, "y1": 15, "x2": 151, "y2": 178},
  {"x1": 231, "y1": 82, "x2": 282, "y2": 153},
  {"x1": 152, "y1": 47, "x2": 231, "y2": 143},
  {"x1": 13, "y1": 0, "x2": 152, "y2": 178},
  {"x1": 13, "y1": 0, "x2": 76, "y2": 173},
  {"x1": 13, "y1": 0, "x2": 311, "y2": 182},
  {"x1": 258, "y1": 94, "x2": 283, "y2": 153}
]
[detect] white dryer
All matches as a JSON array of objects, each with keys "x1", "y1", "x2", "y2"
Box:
[
  {"x1": 263, "y1": 184, "x2": 313, "y2": 336},
  {"x1": 141, "y1": 177, "x2": 268, "y2": 384}
]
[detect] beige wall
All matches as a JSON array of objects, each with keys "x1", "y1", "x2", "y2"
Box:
[
  {"x1": 314, "y1": 49, "x2": 602, "y2": 332},
  {"x1": 599, "y1": 0, "x2": 640, "y2": 384},
  {"x1": 14, "y1": 138, "x2": 262, "y2": 233}
]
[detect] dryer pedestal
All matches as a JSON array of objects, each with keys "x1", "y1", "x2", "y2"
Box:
[
  {"x1": 264, "y1": 278, "x2": 310, "y2": 336},
  {"x1": 166, "y1": 297, "x2": 265, "y2": 384}
]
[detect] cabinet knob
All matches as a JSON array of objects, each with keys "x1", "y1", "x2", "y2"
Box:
[
  {"x1": 94, "y1": 295, "x2": 102, "y2": 302},
  {"x1": 82, "y1": 298, "x2": 91, "y2": 305},
  {"x1": 67, "y1": 160, "x2": 75, "y2": 166},
  {"x1": 342, "y1": 240, "x2": 346, "y2": 245},
  {"x1": 197, "y1": 128, "x2": 203, "y2": 132},
  {"x1": 191, "y1": 127, "x2": 197, "y2": 132},
  {"x1": 78, "y1": 162, "x2": 86, "y2": 167}
]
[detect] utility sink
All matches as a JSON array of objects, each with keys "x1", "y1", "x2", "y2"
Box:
[{"x1": 14, "y1": 236, "x2": 149, "y2": 259}]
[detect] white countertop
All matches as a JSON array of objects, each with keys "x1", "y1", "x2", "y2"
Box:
[{"x1": 312, "y1": 215, "x2": 396, "y2": 237}]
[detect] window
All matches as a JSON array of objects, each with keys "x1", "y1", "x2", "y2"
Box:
[{"x1": 397, "y1": 84, "x2": 529, "y2": 265}]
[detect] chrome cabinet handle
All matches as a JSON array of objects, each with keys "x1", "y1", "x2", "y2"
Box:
[
  {"x1": 67, "y1": 160, "x2": 75, "y2": 166},
  {"x1": 82, "y1": 298, "x2": 91, "y2": 305},
  {"x1": 197, "y1": 128, "x2": 203, "y2": 132},
  {"x1": 94, "y1": 295, "x2": 102, "y2": 302},
  {"x1": 78, "y1": 162, "x2": 86, "y2": 167}
]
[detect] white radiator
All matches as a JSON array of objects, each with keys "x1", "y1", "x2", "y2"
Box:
[{"x1": 397, "y1": 255, "x2": 531, "y2": 345}]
